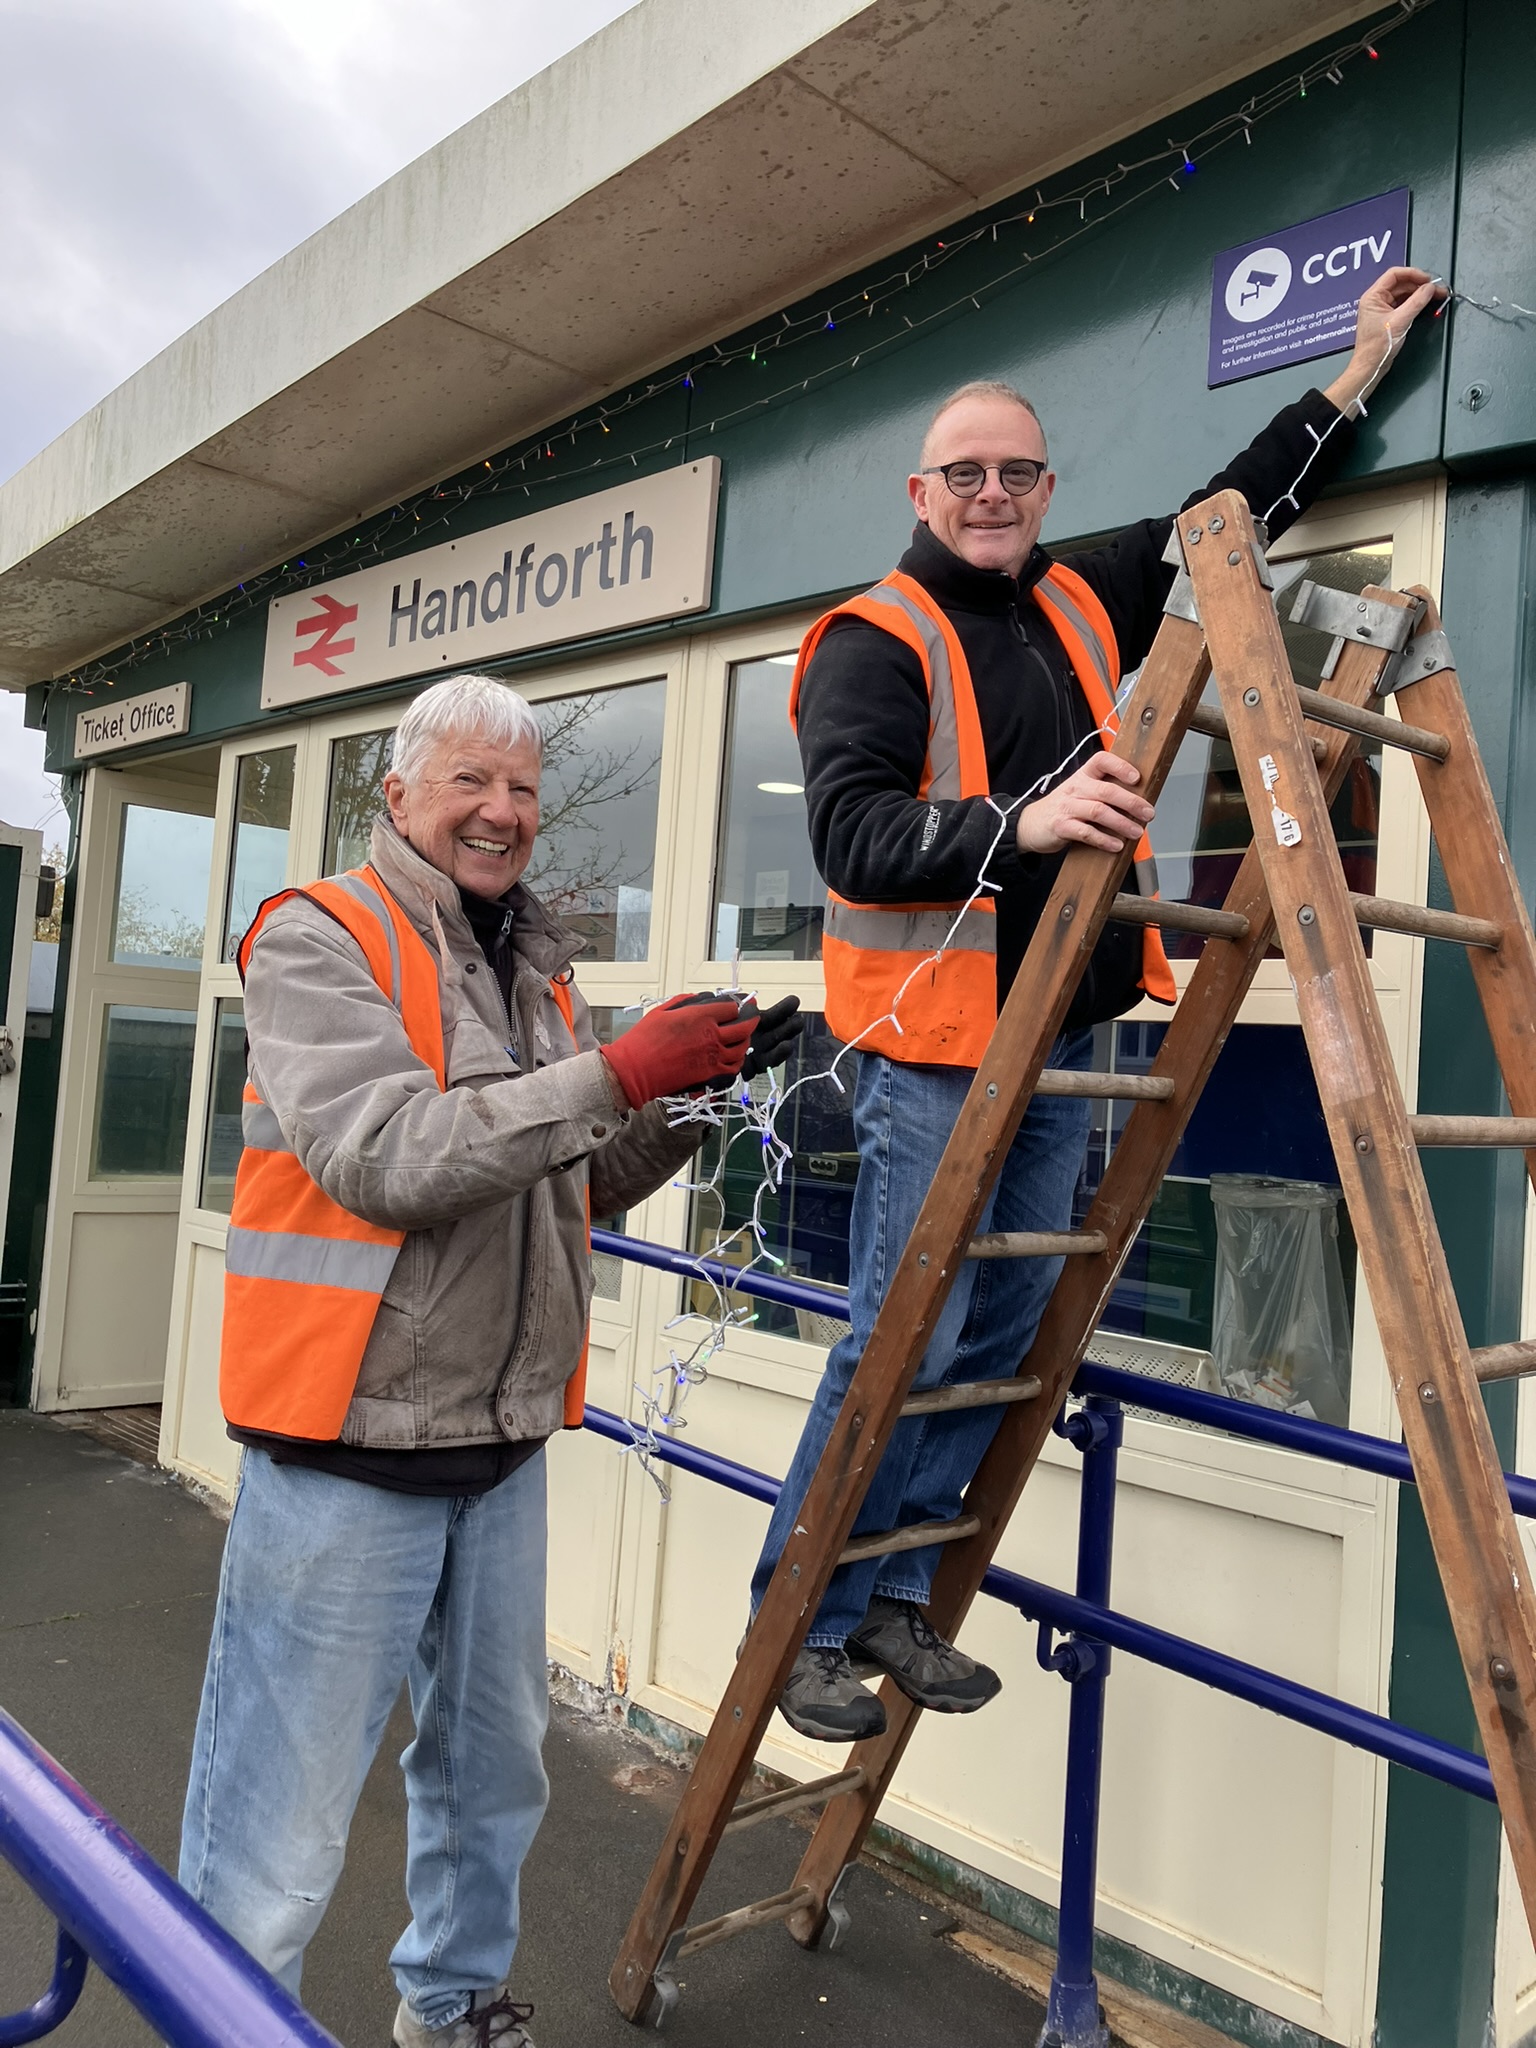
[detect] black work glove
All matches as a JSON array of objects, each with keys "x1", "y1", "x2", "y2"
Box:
[{"x1": 741, "y1": 994, "x2": 805, "y2": 1081}]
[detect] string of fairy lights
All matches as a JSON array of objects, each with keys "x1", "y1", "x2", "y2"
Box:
[{"x1": 55, "y1": 0, "x2": 1435, "y2": 706}]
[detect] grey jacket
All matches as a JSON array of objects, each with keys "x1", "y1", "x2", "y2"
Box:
[{"x1": 240, "y1": 819, "x2": 701, "y2": 1447}]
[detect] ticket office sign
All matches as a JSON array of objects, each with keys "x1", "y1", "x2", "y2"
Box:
[{"x1": 74, "y1": 681, "x2": 191, "y2": 759}]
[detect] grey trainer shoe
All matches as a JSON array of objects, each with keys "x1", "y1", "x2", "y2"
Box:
[
  {"x1": 777, "y1": 1644, "x2": 888, "y2": 1741},
  {"x1": 392, "y1": 1988, "x2": 535, "y2": 2047},
  {"x1": 847, "y1": 1596, "x2": 1002, "y2": 1713}
]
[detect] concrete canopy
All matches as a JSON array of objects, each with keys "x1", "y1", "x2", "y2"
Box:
[{"x1": 0, "y1": 0, "x2": 1380, "y2": 692}]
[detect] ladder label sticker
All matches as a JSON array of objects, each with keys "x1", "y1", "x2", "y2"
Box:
[
  {"x1": 1260, "y1": 753, "x2": 1281, "y2": 792},
  {"x1": 1271, "y1": 803, "x2": 1303, "y2": 848}
]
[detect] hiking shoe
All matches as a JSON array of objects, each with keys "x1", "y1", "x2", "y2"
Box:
[
  {"x1": 847, "y1": 1597, "x2": 1002, "y2": 1713},
  {"x1": 392, "y1": 1988, "x2": 535, "y2": 2046},
  {"x1": 777, "y1": 1645, "x2": 888, "y2": 1742}
]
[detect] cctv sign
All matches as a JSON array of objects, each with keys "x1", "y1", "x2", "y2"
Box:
[
  {"x1": 260, "y1": 460, "x2": 720, "y2": 710},
  {"x1": 1208, "y1": 189, "x2": 1411, "y2": 388}
]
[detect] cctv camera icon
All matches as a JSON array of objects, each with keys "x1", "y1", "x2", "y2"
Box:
[{"x1": 1241, "y1": 268, "x2": 1279, "y2": 306}]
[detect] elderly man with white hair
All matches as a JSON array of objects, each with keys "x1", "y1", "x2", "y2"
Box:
[{"x1": 179, "y1": 672, "x2": 801, "y2": 2047}]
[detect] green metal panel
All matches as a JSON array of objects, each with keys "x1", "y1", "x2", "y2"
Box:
[
  {"x1": 41, "y1": 4, "x2": 1467, "y2": 774},
  {"x1": 0, "y1": 844, "x2": 18, "y2": 1001},
  {"x1": 1444, "y1": 0, "x2": 1536, "y2": 466},
  {"x1": 0, "y1": 804, "x2": 74, "y2": 1409},
  {"x1": 1375, "y1": 476, "x2": 1536, "y2": 2047}
]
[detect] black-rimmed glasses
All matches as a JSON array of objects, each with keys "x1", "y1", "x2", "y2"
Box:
[{"x1": 921, "y1": 458, "x2": 1047, "y2": 497}]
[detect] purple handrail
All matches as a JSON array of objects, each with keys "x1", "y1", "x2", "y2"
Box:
[{"x1": 0, "y1": 1709, "x2": 340, "y2": 2048}]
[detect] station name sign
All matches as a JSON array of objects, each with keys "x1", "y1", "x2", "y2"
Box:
[
  {"x1": 1208, "y1": 187, "x2": 1411, "y2": 387},
  {"x1": 261, "y1": 459, "x2": 721, "y2": 711},
  {"x1": 74, "y1": 681, "x2": 190, "y2": 759}
]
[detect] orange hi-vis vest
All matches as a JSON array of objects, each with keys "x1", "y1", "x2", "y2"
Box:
[
  {"x1": 220, "y1": 864, "x2": 591, "y2": 1441},
  {"x1": 790, "y1": 563, "x2": 1176, "y2": 1067}
]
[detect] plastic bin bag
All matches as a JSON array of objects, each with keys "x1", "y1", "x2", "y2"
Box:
[{"x1": 1209, "y1": 1174, "x2": 1352, "y2": 1427}]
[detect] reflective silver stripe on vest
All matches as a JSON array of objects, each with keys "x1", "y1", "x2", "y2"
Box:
[
  {"x1": 331, "y1": 871, "x2": 401, "y2": 1008},
  {"x1": 225, "y1": 1226, "x2": 399, "y2": 1293},
  {"x1": 861, "y1": 584, "x2": 964, "y2": 801},
  {"x1": 241, "y1": 1096, "x2": 288, "y2": 1153},
  {"x1": 825, "y1": 900, "x2": 996, "y2": 955},
  {"x1": 1038, "y1": 575, "x2": 1116, "y2": 701}
]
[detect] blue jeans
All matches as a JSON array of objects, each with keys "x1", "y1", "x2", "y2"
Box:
[
  {"x1": 750, "y1": 1033, "x2": 1093, "y2": 1648},
  {"x1": 180, "y1": 1447, "x2": 550, "y2": 2028}
]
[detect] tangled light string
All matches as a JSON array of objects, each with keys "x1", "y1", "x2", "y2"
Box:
[
  {"x1": 614, "y1": 694, "x2": 1139, "y2": 1495},
  {"x1": 56, "y1": 0, "x2": 1433, "y2": 704}
]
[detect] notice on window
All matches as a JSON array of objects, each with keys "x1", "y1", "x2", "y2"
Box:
[
  {"x1": 1207, "y1": 188, "x2": 1411, "y2": 388},
  {"x1": 753, "y1": 870, "x2": 790, "y2": 939}
]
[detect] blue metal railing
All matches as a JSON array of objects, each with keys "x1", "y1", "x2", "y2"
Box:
[
  {"x1": 586, "y1": 1227, "x2": 1514, "y2": 2047},
  {"x1": 0, "y1": 1707, "x2": 341, "y2": 2047}
]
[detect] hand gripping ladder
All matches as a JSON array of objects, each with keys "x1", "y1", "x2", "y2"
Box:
[{"x1": 610, "y1": 487, "x2": 1536, "y2": 2025}]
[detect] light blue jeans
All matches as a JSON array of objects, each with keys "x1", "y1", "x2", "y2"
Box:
[
  {"x1": 180, "y1": 1446, "x2": 550, "y2": 2029},
  {"x1": 750, "y1": 1034, "x2": 1093, "y2": 1647}
]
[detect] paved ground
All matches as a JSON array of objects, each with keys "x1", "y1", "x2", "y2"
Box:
[{"x1": 0, "y1": 1409, "x2": 1052, "y2": 2048}]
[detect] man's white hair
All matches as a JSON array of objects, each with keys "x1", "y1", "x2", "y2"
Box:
[{"x1": 391, "y1": 673, "x2": 543, "y2": 786}]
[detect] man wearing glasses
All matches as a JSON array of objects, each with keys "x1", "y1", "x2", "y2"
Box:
[{"x1": 749, "y1": 266, "x2": 1445, "y2": 1741}]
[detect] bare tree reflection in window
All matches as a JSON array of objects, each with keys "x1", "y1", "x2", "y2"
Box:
[
  {"x1": 326, "y1": 730, "x2": 394, "y2": 876},
  {"x1": 526, "y1": 681, "x2": 666, "y2": 962}
]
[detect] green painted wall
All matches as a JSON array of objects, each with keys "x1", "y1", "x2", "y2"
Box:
[
  {"x1": 1445, "y1": 1, "x2": 1536, "y2": 466},
  {"x1": 1375, "y1": 477, "x2": 1536, "y2": 2046}
]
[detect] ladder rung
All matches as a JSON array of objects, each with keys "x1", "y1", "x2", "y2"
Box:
[
  {"x1": 1349, "y1": 893, "x2": 1503, "y2": 948},
  {"x1": 838, "y1": 1515, "x2": 981, "y2": 1566},
  {"x1": 900, "y1": 1376, "x2": 1043, "y2": 1416},
  {"x1": 1187, "y1": 700, "x2": 1329, "y2": 761},
  {"x1": 723, "y1": 1768, "x2": 866, "y2": 1836},
  {"x1": 1471, "y1": 1340, "x2": 1536, "y2": 1385},
  {"x1": 1036, "y1": 1068, "x2": 1176, "y2": 1102},
  {"x1": 1410, "y1": 1116, "x2": 1536, "y2": 1148},
  {"x1": 675, "y1": 1885, "x2": 817, "y2": 1960},
  {"x1": 1293, "y1": 684, "x2": 1450, "y2": 761},
  {"x1": 966, "y1": 1230, "x2": 1106, "y2": 1260},
  {"x1": 1110, "y1": 892, "x2": 1251, "y2": 940}
]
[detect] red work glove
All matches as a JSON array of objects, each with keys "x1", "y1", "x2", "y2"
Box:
[{"x1": 601, "y1": 995, "x2": 757, "y2": 1110}]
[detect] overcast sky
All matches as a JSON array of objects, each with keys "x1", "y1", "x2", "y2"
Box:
[{"x1": 0, "y1": 0, "x2": 636, "y2": 845}]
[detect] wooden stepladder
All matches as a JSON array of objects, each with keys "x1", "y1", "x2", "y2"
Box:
[{"x1": 610, "y1": 487, "x2": 1536, "y2": 2025}]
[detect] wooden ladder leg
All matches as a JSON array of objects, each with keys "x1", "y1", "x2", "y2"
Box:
[
  {"x1": 607, "y1": 609, "x2": 1212, "y2": 2020},
  {"x1": 1393, "y1": 589, "x2": 1536, "y2": 1186},
  {"x1": 1187, "y1": 496, "x2": 1536, "y2": 1947},
  {"x1": 783, "y1": 578, "x2": 1418, "y2": 1939}
]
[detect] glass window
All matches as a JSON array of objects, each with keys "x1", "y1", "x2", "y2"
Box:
[
  {"x1": 1080, "y1": 1020, "x2": 1356, "y2": 1426},
  {"x1": 325, "y1": 729, "x2": 393, "y2": 875},
  {"x1": 686, "y1": 1014, "x2": 853, "y2": 1342},
  {"x1": 712, "y1": 655, "x2": 824, "y2": 963},
  {"x1": 199, "y1": 998, "x2": 248, "y2": 1214},
  {"x1": 223, "y1": 749, "x2": 295, "y2": 960},
  {"x1": 525, "y1": 680, "x2": 666, "y2": 962},
  {"x1": 1148, "y1": 543, "x2": 1388, "y2": 956},
  {"x1": 92, "y1": 1005, "x2": 197, "y2": 1178},
  {"x1": 111, "y1": 805, "x2": 214, "y2": 970}
]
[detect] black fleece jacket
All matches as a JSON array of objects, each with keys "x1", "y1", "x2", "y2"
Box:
[{"x1": 797, "y1": 388, "x2": 1355, "y2": 1031}]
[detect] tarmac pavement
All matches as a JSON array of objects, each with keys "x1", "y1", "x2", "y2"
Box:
[{"x1": 0, "y1": 1409, "x2": 1051, "y2": 2048}]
